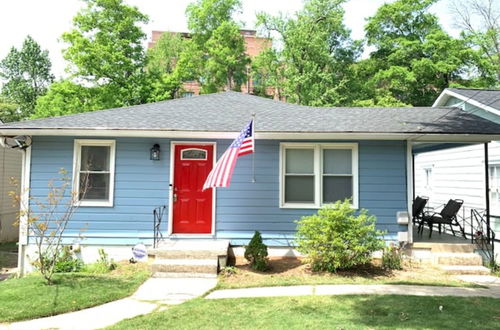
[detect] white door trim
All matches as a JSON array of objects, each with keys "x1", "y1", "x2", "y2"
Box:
[{"x1": 168, "y1": 141, "x2": 217, "y2": 237}]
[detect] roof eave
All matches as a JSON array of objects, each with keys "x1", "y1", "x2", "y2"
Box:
[
  {"x1": 435, "y1": 89, "x2": 500, "y2": 116},
  {"x1": 0, "y1": 128, "x2": 498, "y2": 143}
]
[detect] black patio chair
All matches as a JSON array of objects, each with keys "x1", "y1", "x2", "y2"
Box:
[
  {"x1": 412, "y1": 196, "x2": 429, "y2": 226},
  {"x1": 419, "y1": 199, "x2": 464, "y2": 238}
]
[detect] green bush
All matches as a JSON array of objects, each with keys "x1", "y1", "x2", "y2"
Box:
[
  {"x1": 295, "y1": 199, "x2": 385, "y2": 272},
  {"x1": 244, "y1": 231, "x2": 269, "y2": 271},
  {"x1": 382, "y1": 243, "x2": 404, "y2": 270},
  {"x1": 84, "y1": 249, "x2": 117, "y2": 274},
  {"x1": 54, "y1": 246, "x2": 83, "y2": 273}
]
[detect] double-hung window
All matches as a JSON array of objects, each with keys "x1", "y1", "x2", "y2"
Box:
[
  {"x1": 280, "y1": 143, "x2": 358, "y2": 208},
  {"x1": 73, "y1": 140, "x2": 116, "y2": 207}
]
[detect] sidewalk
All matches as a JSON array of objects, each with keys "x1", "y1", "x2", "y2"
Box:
[
  {"x1": 206, "y1": 275, "x2": 500, "y2": 300},
  {"x1": 1, "y1": 277, "x2": 217, "y2": 330}
]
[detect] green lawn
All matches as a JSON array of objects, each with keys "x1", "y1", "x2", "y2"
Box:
[
  {"x1": 0, "y1": 263, "x2": 150, "y2": 323},
  {"x1": 109, "y1": 295, "x2": 500, "y2": 330}
]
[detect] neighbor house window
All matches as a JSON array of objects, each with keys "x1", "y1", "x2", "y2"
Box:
[
  {"x1": 280, "y1": 143, "x2": 358, "y2": 208},
  {"x1": 489, "y1": 165, "x2": 500, "y2": 214},
  {"x1": 73, "y1": 140, "x2": 116, "y2": 207},
  {"x1": 424, "y1": 166, "x2": 433, "y2": 190},
  {"x1": 181, "y1": 92, "x2": 195, "y2": 98}
]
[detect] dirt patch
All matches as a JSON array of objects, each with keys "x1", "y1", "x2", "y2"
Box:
[
  {"x1": 0, "y1": 251, "x2": 18, "y2": 281},
  {"x1": 220, "y1": 258, "x2": 467, "y2": 288}
]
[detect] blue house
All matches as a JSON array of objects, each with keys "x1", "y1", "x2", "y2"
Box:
[{"x1": 2, "y1": 91, "x2": 500, "y2": 272}]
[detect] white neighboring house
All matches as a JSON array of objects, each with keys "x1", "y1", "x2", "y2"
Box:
[
  {"x1": 0, "y1": 120, "x2": 22, "y2": 243},
  {"x1": 414, "y1": 88, "x2": 500, "y2": 233}
]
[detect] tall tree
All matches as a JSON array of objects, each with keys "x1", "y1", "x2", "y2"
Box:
[
  {"x1": 61, "y1": 0, "x2": 149, "y2": 107},
  {"x1": 182, "y1": 0, "x2": 249, "y2": 93},
  {"x1": 363, "y1": 0, "x2": 478, "y2": 106},
  {"x1": 255, "y1": 0, "x2": 361, "y2": 106},
  {"x1": 451, "y1": 0, "x2": 500, "y2": 85},
  {"x1": 0, "y1": 36, "x2": 54, "y2": 121},
  {"x1": 144, "y1": 32, "x2": 184, "y2": 101}
]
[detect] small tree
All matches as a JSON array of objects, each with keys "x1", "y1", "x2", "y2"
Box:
[
  {"x1": 295, "y1": 199, "x2": 385, "y2": 272},
  {"x1": 244, "y1": 231, "x2": 268, "y2": 271},
  {"x1": 12, "y1": 169, "x2": 88, "y2": 284}
]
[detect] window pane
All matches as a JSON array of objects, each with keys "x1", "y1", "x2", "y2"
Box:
[
  {"x1": 285, "y1": 149, "x2": 314, "y2": 174},
  {"x1": 81, "y1": 146, "x2": 110, "y2": 171},
  {"x1": 182, "y1": 149, "x2": 207, "y2": 160},
  {"x1": 80, "y1": 173, "x2": 110, "y2": 200},
  {"x1": 323, "y1": 149, "x2": 352, "y2": 174},
  {"x1": 323, "y1": 176, "x2": 352, "y2": 203},
  {"x1": 285, "y1": 176, "x2": 314, "y2": 203}
]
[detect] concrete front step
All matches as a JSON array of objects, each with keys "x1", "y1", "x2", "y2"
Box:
[
  {"x1": 151, "y1": 249, "x2": 222, "y2": 259},
  {"x1": 412, "y1": 242, "x2": 475, "y2": 253},
  {"x1": 152, "y1": 272, "x2": 217, "y2": 279},
  {"x1": 440, "y1": 265, "x2": 491, "y2": 275},
  {"x1": 433, "y1": 253, "x2": 483, "y2": 266},
  {"x1": 152, "y1": 259, "x2": 218, "y2": 274}
]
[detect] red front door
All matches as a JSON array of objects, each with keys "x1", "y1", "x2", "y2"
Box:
[{"x1": 172, "y1": 144, "x2": 214, "y2": 234}]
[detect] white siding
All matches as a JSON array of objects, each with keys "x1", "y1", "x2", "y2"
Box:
[{"x1": 0, "y1": 146, "x2": 22, "y2": 242}]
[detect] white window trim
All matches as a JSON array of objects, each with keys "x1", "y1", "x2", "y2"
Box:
[
  {"x1": 72, "y1": 139, "x2": 116, "y2": 207},
  {"x1": 279, "y1": 142, "x2": 359, "y2": 209}
]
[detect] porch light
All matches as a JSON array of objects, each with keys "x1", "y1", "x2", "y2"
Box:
[{"x1": 150, "y1": 144, "x2": 160, "y2": 161}]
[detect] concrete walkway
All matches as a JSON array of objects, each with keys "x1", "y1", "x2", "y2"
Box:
[
  {"x1": 1, "y1": 278, "x2": 217, "y2": 330},
  {"x1": 206, "y1": 275, "x2": 500, "y2": 300}
]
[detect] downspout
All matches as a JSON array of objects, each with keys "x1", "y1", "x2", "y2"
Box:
[
  {"x1": 17, "y1": 145, "x2": 31, "y2": 277},
  {"x1": 406, "y1": 140, "x2": 414, "y2": 243},
  {"x1": 485, "y1": 142, "x2": 491, "y2": 242}
]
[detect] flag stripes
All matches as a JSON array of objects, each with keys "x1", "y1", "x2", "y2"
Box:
[{"x1": 203, "y1": 119, "x2": 254, "y2": 190}]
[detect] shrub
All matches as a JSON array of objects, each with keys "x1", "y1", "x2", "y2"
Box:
[
  {"x1": 53, "y1": 246, "x2": 83, "y2": 273},
  {"x1": 244, "y1": 231, "x2": 269, "y2": 271},
  {"x1": 382, "y1": 243, "x2": 404, "y2": 270},
  {"x1": 84, "y1": 249, "x2": 117, "y2": 274},
  {"x1": 295, "y1": 199, "x2": 385, "y2": 272}
]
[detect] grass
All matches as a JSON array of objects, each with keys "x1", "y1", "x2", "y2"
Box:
[
  {"x1": 108, "y1": 295, "x2": 500, "y2": 330},
  {"x1": 216, "y1": 260, "x2": 484, "y2": 290},
  {"x1": 216, "y1": 274, "x2": 483, "y2": 289},
  {"x1": 0, "y1": 262, "x2": 150, "y2": 323}
]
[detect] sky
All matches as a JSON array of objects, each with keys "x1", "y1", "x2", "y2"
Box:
[{"x1": 0, "y1": 0, "x2": 460, "y2": 79}]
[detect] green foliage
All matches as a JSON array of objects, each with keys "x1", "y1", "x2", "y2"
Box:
[
  {"x1": 255, "y1": 0, "x2": 361, "y2": 106},
  {"x1": 451, "y1": 0, "x2": 500, "y2": 86},
  {"x1": 219, "y1": 266, "x2": 238, "y2": 277},
  {"x1": 184, "y1": 0, "x2": 249, "y2": 93},
  {"x1": 53, "y1": 246, "x2": 84, "y2": 273},
  {"x1": 295, "y1": 200, "x2": 385, "y2": 272},
  {"x1": 381, "y1": 243, "x2": 404, "y2": 270},
  {"x1": 0, "y1": 96, "x2": 19, "y2": 123},
  {"x1": 244, "y1": 231, "x2": 269, "y2": 271},
  {"x1": 362, "y1": 0, "x2": 481, "y2": 106},
  {"x1": 60, "y1": 0, "x2": 151, "y2": 109},
  {"x1": 33, "y1": 80, "x2": 102, "y2": 118},
  {"x1": 0, "y1": 36, "x2": 54, "y2": 121}
]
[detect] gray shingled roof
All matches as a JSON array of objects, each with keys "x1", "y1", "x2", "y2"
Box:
[
  {"x1": 448, "y1": 88, "x2": 500, "y2": 111},
  {"x1": 1, "y1": 91, "x2": 500, "y2": 135}
]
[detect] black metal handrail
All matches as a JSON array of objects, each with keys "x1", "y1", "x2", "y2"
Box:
[
  {"x1": 471, "y1": 209, "x2": 496, "y2": 266},
  {"x1": 153, "y1": 205, "x2": 167, "y2": 248}
]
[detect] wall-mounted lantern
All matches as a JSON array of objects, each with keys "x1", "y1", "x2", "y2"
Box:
[{"x1": 150, "y1": 144, "x2": 160, "y2": 161}]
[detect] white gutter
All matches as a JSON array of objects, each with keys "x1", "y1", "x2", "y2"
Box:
[{"x1": 0, "y1": 129, "x2": 499, "y2": 143}]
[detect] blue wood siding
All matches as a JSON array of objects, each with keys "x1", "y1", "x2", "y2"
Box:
[{"x1": 29, "y1": 137, "x2": 407, "y2": 246}]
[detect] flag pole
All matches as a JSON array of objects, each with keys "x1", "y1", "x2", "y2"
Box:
[{"x1": 252, "y1": 113, "x2": 256, "y2": 183}]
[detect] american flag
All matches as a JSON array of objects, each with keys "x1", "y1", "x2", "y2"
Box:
[{"x1": 203, "y1": 119, "x2": 254, "y2": 190}]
